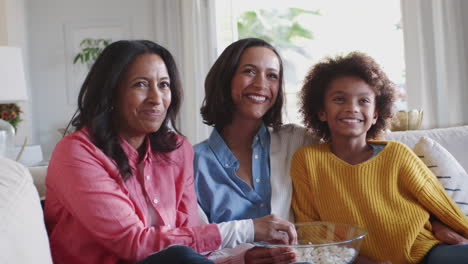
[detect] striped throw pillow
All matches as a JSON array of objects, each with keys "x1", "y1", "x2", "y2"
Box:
[{"x1": 413, "y1": 136, "x2": 468, "y2": 216}]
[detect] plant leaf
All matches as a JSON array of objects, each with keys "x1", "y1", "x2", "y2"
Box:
[
  {"x1": 73, "y1": 54, "x2": 82, "y2": 64},
  {"x1": 73, "y1": 38, "x2": 112, "y2": 65}
]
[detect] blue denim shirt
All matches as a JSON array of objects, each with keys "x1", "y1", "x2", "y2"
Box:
[{"x1": 194, "y1": 124, "x2": 272, "y2": 223}]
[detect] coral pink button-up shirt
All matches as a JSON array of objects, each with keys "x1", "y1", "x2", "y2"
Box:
[{"x1": 45, "y1": 128, "x2": 221, "y2": 264}]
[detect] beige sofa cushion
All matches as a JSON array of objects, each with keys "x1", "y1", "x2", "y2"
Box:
[
  {"x1": 0, "y1": 158, "x2": 52, "y2": 264},
  {"x1": 28, "y1": 165, "x2": 47, "y2": 199}
]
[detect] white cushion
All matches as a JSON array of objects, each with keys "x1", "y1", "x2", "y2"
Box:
[
  {"x1": 385, "y1": 125, "x2": 468, "y2": 172},
  {"x1": 0, "y1": 158, "x2": 52, "y2": 264},
  {"x1": 413, "y1": 137, "x2": 468, "y2": 216}
]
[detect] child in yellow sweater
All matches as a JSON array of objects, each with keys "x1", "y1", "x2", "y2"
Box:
[{"x1": 291, "y1": 52, "x2": 468, "y2": 264}]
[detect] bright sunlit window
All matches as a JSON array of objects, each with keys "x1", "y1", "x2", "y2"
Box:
[{"x1": 215, "y1": 0, "x2": 406, "y2": 124}]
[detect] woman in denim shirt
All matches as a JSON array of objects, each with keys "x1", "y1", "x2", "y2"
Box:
[{"x1": 194, "y1": 38, "x2": 316, "y2": 263}]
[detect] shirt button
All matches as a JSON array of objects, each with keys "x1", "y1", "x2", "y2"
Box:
[
  {"x1": 255, "y1": 136, "x2": 259, "y2": 141},
  {"x1": 260, "y1": 203, "x2": 264, "y2": 207},
  {"x1": 167, "y1": 224, "x2": 171, "y2": 228},
  {"x1": 254, "y1": 154, "x2": 258, "y2": 159},
  {"x1": 225, "y1": 163, "x2": 229, "y2": 167},
  {"x1": 153, "y1": 198, "x2": 159, "y2": 204},
  {"x1": 146, "y1": 175, "x2": 150, "y2": 180},
  {"x1": 256, "y1": 178, "x2": 260, "y2": 183}
]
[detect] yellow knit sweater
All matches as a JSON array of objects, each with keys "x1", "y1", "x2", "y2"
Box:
[{"x1": 291, "y1": 140, "x2": 468, "y2": 264}]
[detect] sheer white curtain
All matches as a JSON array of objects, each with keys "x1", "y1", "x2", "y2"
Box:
[
  {"x1": 153, "y1": 0, "x2": 217, "y2": 145},
  {"x1": 401, "y1": 0, "x2": 468, "y2": 129}
]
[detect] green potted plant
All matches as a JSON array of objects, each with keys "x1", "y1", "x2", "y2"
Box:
[{"x1": 73, "y1": 38, "x2": 111, "y2": 68}]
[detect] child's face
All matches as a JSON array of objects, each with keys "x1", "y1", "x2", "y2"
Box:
[{"x1": 318, "y1": 76, "x2": 378, "y2": 141}]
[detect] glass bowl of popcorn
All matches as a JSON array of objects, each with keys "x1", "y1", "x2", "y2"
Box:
[{"x1": 256, "y1": 222, "x2": 367, "y2": 264}]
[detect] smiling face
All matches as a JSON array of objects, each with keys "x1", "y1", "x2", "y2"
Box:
[
  {"x1": 115, "y1": 53, "x2": 171, "y2": 148},
  {"x1": 230, "y1": 46, "x2": 280, "y2": 123},
  {"x1": 319, "y1": 76, "x2": 378, "y2": 142}
]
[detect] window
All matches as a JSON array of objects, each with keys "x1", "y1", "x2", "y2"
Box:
[{"x1": 215, "y1": 0, "x2": 406, "y2": 124}]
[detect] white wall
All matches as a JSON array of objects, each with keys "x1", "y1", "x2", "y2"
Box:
[
  {"x1": 0, "y1": 0, "x2": 7, "y2": 45},
  {"x1": 27, "y1": 0, "x2": 155, "y2": 159}
]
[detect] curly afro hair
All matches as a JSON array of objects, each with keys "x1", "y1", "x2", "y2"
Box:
[{"x1": 299, "y1": 51, "x2": 396, "y2": 141}]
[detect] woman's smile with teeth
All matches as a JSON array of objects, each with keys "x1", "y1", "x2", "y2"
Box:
[{"x1": 246, "y1": 94, "x2": 267, "y2": 102}]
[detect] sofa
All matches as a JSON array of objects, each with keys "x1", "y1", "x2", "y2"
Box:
[
  {"x1": 1, "y1": 125, "x2": 467, "y2": 264},
  {"x1": 0, "y1": 158, "x2": 53, "y2": 264},
  {"x1": 384, "y1": 125, "x2": 468, "y2": 172}
]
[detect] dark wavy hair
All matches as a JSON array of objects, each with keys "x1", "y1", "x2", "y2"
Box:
[
  {"x1": 200, "y1": 38, "x2": 284, "y2": 130},
  {"x1": 299, "y1": 51, "x2": 396, "y2": 141},
  {"x1": 70, "y1": 40, "x2": 182, "y2": 180}
]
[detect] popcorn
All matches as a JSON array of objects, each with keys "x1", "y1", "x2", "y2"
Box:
[{"x1": 292, "y1": 245, "x2": 356, "y2": 264}]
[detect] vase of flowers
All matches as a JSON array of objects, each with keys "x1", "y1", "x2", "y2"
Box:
[{"x1": 0, "y1": 103, "x2": 22, "y2": 132}]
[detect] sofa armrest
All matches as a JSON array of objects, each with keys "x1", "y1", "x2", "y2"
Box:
[{"x1": 28, "y1": 165, "x2": 47, "y2": 199}]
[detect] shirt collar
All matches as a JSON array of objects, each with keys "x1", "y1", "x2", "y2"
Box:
[
  {"x1": 254, "y1": 122, "x2": 269, "y2": 149},
  {"x1": 82, "y1": 126, "x2": 152, "y2": 167},
  {"x1": 207, "y1": 123, "x2": 270, "y2": 168},
  {"x1": 119, "y1": 136, "x2": 152, "y2": 166},
  {"x1": 207, "y1": 128, "x2": 238, "y2": 168}
]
